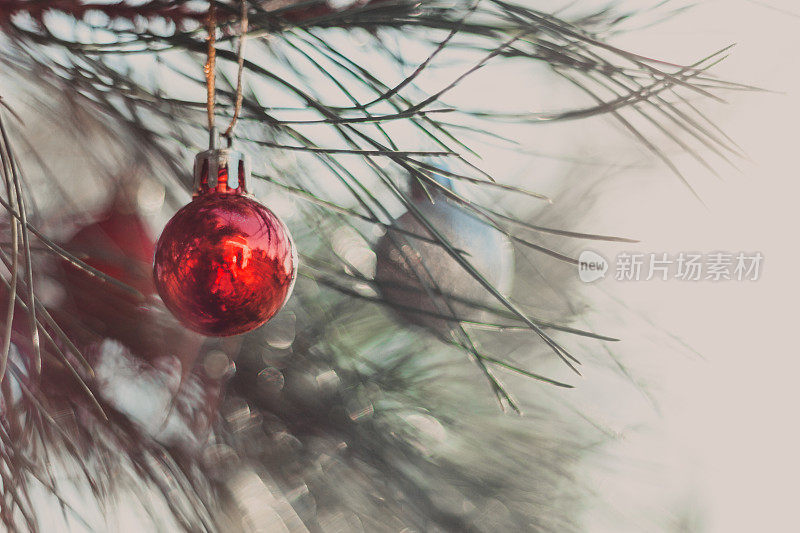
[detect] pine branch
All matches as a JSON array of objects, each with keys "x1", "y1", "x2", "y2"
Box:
[
  {"x1": 0, "y1": 3, "x2": 753, "y2": 528},
  {"x1": 0, "y1": 0, "x2": 751, "y2": 408},
  {"x1": 0, "y1": 0, "x2": 204, "y2": 25}
]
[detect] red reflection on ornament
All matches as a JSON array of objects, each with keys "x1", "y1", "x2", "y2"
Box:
[{"x1": 153, "y1": 192, "x2": 296, "y2": 337}]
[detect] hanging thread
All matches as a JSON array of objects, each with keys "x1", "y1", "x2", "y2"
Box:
[
  {"x1": 204, "y1": 1, "x2": 217, "y2": 133},
  {"x1": 224, "y1": 0, "x2": 249, "y2": 141},
  {"x1": 204, "y1": 1, "x2": 248, "y2": 146}
]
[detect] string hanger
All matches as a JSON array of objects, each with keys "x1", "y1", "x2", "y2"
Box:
[
  {"x1": 204, "y1": 1, "x2": 216, "y2": 134},
  {"x1": 204, "y1": 0, "x2": 249, "y2": 148}
]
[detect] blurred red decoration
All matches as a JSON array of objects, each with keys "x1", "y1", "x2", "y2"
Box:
[
  {"x1": 65, "y1": 194, "x2": 156, "y2": 297},
  {"x1": 153, "y1": 149, "x2": 296, "y2": 337},
  {"x1": 59, "y1": 192, "x2": 207, "y2": 373}
]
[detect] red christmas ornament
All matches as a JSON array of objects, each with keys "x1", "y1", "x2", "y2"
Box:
[{"x1": 153, "y1": 140, "x2": 297, "y2": 337}]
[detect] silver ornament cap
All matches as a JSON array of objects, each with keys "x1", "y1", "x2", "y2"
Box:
[{"x1": 193, "y1": 129, "x2": 251, "y2": 195}]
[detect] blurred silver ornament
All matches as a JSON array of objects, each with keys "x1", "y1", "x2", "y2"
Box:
[{"x1": 375, "y1": 172, "x2": 515, "y2": 335}]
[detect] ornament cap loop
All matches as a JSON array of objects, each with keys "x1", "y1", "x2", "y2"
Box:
[
  {"x1": 193, "y1": 145, "x2": 250, "y2": 196},
  {"x1": 208, "y1": 127, "x2": 220, "y2": 150}
]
